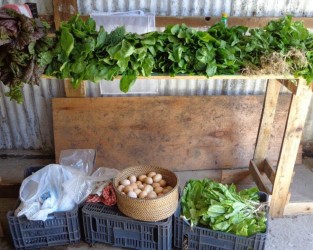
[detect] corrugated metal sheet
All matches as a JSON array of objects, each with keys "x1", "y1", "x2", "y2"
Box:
[
  {"x1": 0, "y1": 79, "x2": 64, "y2": 150},
  {"x1": 78, "y1": 0, "x2": 313, "y2": 17},
  {"x1": 0, "y1": 0, "x2": 53, "y2": 15},
  {"x1": 0, "y1": 0, "x2": 313, "y2": 150}
]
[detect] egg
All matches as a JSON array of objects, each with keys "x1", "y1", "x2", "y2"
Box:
[
  {"x1": 120, "y1": 179, "x2": 131, "y2": 186},
  {"x1": 143, "y1": 184, "x2": 153, "y2": 193},
  {"x1": 134, "y1": 188, "x2": 142, "y2": 195},
  {"x1": 159, "y1": 179, "x2": 166, "y2": 187},
  {"x1": 136, "y1": 181, "x2": 142, "y2": 186},
  {"x1": 147, "y1": 171, "x2": 157, "y2": 178},
  {"x1": 138, "y1": 184, "x2": 145, "y2": 190},
  {"x1": 154, "y1": 186, "x2": 163, "y2": 194},
  {"x1": 128, "y1": 175, "x2": 137, "y2": 183},
  {"x1": 158, "y1": 193, "x2": 164, "y2": 197},
  {"x1": 130, "y1": 183, "x2": 138, "y2": 189},
  {"x1": 144, "y1": 177, "x2": 153, "y2": 185},
  {"x1": 127, "y1": 191, "x2": 137, "y2": 198},
  {"x1": 152, "y1": 182, "x2": 160, "y2": 189},
  {"x1": 147, "y1": 191, "x2": 157, "y2": 199},
  {"x1": 163, "y1": 186, "x2": 173, "y2": 194},
  {"x1": 138, "y1": 175, "x2": 147, "y2": 182},
  {"x1": 138, "y1": 191, "x2": 148, "y2": 199},
  {"x1": 117, "y1": 185, "x2": 125, "y2": 192},
  {"x1": 153, "y1": 174, "x2": 162, "y2": 183},
  {"x1": 123, "y1": 185, "x2": 133, "y2": 194}
]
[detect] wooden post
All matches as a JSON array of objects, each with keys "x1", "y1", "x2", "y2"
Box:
[
  {"x1": 253, "y1": 79, "x2": 281, "y2": 168},
  {"x1": 270, "y1": 79, "x2": 312, "y2": 217},
  {"x1": 53, "y1": 0, "x2": 78, "y2": 30},
  {"x1": 64, "y1": 79, "x2": 87, "y2": 97}
]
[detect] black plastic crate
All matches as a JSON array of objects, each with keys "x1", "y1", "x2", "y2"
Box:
[
  {"x1": 7, "y1": 166, "x2": 81, "y2": 250},
  {"x1": 173, "y1": 192, "x2": 269, "y2": 250},
  {"x1": 82, "y1": 202, "x2": 172, "y2": 250}
]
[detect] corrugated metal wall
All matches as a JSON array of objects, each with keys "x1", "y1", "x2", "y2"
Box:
[{"x1": 0, "y1": 0, "x2": 313, "y2": 150}]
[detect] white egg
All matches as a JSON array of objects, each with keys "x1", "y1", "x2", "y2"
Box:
[
  {"x1": 128, "y1": 175, "x2": 137, "y2": 183},
  {"x1": 127, "y1": 191, "x2": 137, "y2": 198},
  {"x1": 153, "y1": 174, "x2": 162, "y2": 183},
  {"x1": 121, "y1": 179, "x2": 131, "y2": 186}
]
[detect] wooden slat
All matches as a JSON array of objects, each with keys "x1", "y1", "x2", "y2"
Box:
[
  {"x1": 53, "y1": 0, "x2": 78, "y2": 30},
  {"x1": 155, "y1": 16, "x2": 313, "y2": 28},
  {"x1": 278, "y1": 79, "x2": 297, "y2": 94},
  {"x1": 57, "y1": 15, "x2": 313, "y2": 28},
  {"x1": 284, "y1": 202, "x2": 313, "y2": 216},
  {"x1": 263, "y1": 159, "x2": 276, "y2": 184},
  {"x1": 253, "y1": 79, "x2": 282, "y2": 167},
  {"x1": 64, "y1": 79, "x2": 87, "y2": 97},
  {"x1": 42, "y1": 74, "x2": 299, "y2": 80},
  {"x1": 249, "y1": 160, "x2": 270, "y2": 193},
  {"x1": 270, "y1": 79, "x2": 313, "y2": 217},
  {"x1": 52, "y1": 95, "x2": 292, "y2": 171}
]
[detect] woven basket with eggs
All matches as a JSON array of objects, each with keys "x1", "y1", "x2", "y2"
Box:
[{"x1": 113, "y1": 165, "x2": 179, "y2": 222}]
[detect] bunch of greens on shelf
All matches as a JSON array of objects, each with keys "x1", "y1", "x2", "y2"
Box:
[
  {"x1": 0, "y1": 9, "x2": 54, "y2": 103},
  {"x1": 45, "y1": 15, "x2": 155, "y2": 92},
  {"x1": 181, "y1": 179, "x2": 267, "y2": 237},
  {"x1": 46, "y1": 15, "x2": 313, "y2": 94}
]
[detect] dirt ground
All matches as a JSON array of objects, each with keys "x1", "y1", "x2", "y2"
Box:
[{"x1": 1, "y1": 157, "x2": 313, "y2": 250}]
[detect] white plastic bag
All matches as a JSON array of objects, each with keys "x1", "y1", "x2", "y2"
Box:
[
  {"x1": 62, "y1": 167, "x2": 120, "y2": 204},
  {"x1": 16, "y1": 164, "x2": 77, "y2": 221},
  {"x1": 16, "y1": 164, "x2": 119, "y2": 221},
  {"x1": 90, "y1": 10, "x2": 155, "y2": 34},
  {"x1": 59, "y1": 149, "x2": 96, "y2": 175}
]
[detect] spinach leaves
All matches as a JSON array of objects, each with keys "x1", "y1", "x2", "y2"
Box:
[
  {"x1": 181, "y1": 179, "x2": 267, "y2": 237},
  {"x1": 47, "y1": 15, "x2": 313, "y2": 94}
]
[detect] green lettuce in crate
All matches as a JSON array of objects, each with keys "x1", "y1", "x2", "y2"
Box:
[{"x1": 181, "y1": 179, "x2": 267, "y2": 237}]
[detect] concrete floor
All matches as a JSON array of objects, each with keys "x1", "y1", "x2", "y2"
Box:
[{"x1": 1, "y1": 155, "x2": 313, "y2": 250}]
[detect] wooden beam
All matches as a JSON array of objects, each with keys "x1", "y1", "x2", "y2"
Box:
[
  {"x1": 253, "y1": 79, "x2": 281, "y2": 167},
  {"x1": 277, "y1": 79, "x2": 297, "y2": 94},
  {"x1": 263, "y1": 159, "x2": 276, "y2": 184},
  {"x1": 284, "y1": 202, "x2": 313, "y2": 216},
  {"x1": 249, "y1": 160, "x2": 270, "y2": 194},
  {"x1": 270, "y1": 78, "x2": 313, "y2": 217},
  {"x1": 42, "y1": 74, "x2": 299, "y2": 81},
  {"x1": 53, "y1": 0, "x2": 78, "y2": 30},
  {"x1": 64, "y1": 79, "x2": 87, "y2": 97},
  {"x1": 155, "y1": 16, "x2": 313, "y2": 28}
]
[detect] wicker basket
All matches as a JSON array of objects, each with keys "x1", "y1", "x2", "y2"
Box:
[{"x1": 113, "y1": 165, "x2": 179, "y2": 222}]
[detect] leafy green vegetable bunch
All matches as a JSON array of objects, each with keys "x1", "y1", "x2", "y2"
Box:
[
  {"x1": 0, "y1": 9, "x2": 54, "y2": 103},
  {"x1": 239, "y1": 16, "x2": 313, "y2": 82},
  {"x1": 46, "y1": 15, "x2": 156, "y2": 92},
  {"x1": 181, "y1": 179, "x2": 267, "y2": 237}
]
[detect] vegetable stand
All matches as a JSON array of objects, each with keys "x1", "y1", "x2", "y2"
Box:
[
  {"x1": 48, "y1": 0, "x2": 313, "y2": 217},
  {"x1": 53, "y1": 74, "x2": 312, "y2": 218}
]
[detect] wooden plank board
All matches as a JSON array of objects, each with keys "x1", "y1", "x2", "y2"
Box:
[
  {"x1": 155, "y1": 16, "x2": 313, "y2": 28},
  {"x1": 53, "y1": 95, "x2": 294, "y2": 172},
  {"x1": 66, "y1": 15, "x2": 313, "y2": 29},
  {"x1": 284, "y1": 202, "x2": 313, "y2": 216},
  {"x1": 64, "y1": 79, "x2": 87, "y2": 97},
  {"x1": 253, "y1": 80, "x2": 281, "y2": 167},
  {"x1": 270, "y1": 79, "x2": 313, "y2": 217},
  {"x1": 53, "y1": 0, "x2": 78, "y2": 29},
  {"x1": 249, "y1": 160, "x2": 270, "y2": 193},
  {"x1": 264, "y1": 159, "x2": 276, "y2": 184}
]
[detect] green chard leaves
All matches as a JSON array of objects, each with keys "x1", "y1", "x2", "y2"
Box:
[
  {"x1": 181, "y1": 179, "x2": 267, "y2": 237},
  {"x1": 1, "y1": 13, "x2": 313, "y2": 103},
  {"x1": 45, "y1": 15, "x2": 313, "y2": 94}
]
